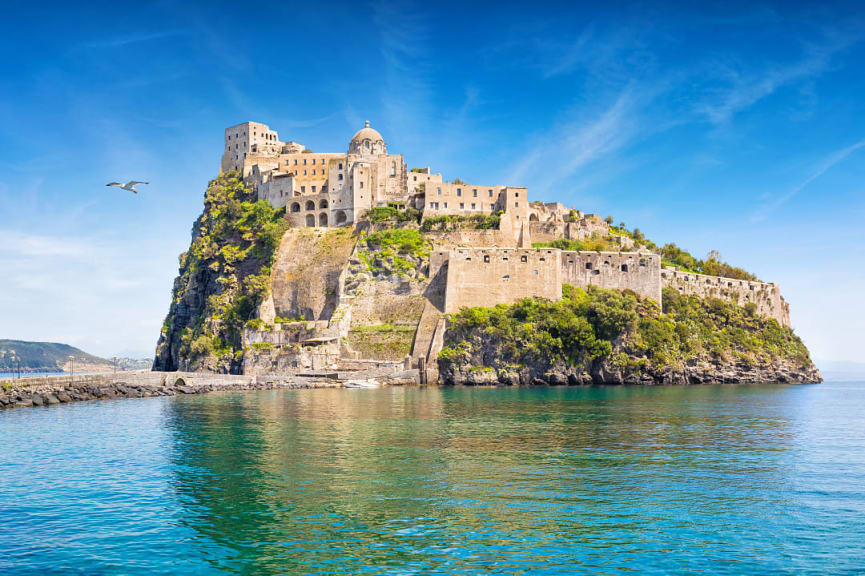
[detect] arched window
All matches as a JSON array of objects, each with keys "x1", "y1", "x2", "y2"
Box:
[
  {"x1": 305, "y1": 200, "x2": 315, "y2": 211},
  {"x1": 319, "y1": 198, "x2": 329, "y2": 209},
  {"x1": 291, "y1": 202, "x2": 301, "y2": 213}
]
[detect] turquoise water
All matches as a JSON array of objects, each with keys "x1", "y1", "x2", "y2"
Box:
[{"x1": 1, "y1": 384, "x2": 863, "y2": 574}]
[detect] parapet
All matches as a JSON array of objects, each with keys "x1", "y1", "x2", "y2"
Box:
[{"x1": 661, "y1": 267, "x2": 790, "y2": 326}]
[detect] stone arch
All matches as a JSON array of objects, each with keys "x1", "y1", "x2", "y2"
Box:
[
  {"x1": 319, "y1": 212, "x2": 328, "y2": 227},
  {"x1": 335, "y1": 210, "x2": 347, "y2": 225},
  {"x1": 290, "y1": 202, "x2": 301, "y2": 213},
  {"x1": 305, "y1": 200, "x2": 315, "y2": 211},
  {"x1": 319, "y1": 198, "x2": 328, "y2": 209},
  {"x1": 529, "y1": 213, "x2": 539, "y2": 222},
  {"x1": 305, "y1": 214, "x2": 315, "y2": 227}
]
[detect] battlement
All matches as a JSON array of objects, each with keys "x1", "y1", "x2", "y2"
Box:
[{"x1": 661, "y1": 267, "x2": 789, "y2": 326}]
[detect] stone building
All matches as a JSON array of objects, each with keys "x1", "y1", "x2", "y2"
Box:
[
  {"x1": 219, "y1": 119, "x2": 791, "y2": 328},
  {"x1": 221, "y1": 120, "x2": 529, "y2": 230}
]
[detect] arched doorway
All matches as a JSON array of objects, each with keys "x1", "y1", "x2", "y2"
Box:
[
  {"x1": 305, "y1": 214, "x2": 315, "y2": 227},
  {"x1": 319, "y1": 212, "x2": 328, "y2": 227},
  {"x1": 335, "y1": 210, "x2": 347, "y2": 225}
]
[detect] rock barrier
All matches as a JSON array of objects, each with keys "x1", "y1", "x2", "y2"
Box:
[{"x1": 0, "y1": 371, "x2": 342, "y2": 411}]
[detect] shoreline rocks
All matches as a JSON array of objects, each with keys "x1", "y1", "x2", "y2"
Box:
[{"x1": 0, "y1": 371, "x2": 343, "y2": 411}]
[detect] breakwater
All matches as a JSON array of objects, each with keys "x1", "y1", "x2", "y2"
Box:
[{"x1": 0, "y1": 371, "x2": 342, "y2": 410}]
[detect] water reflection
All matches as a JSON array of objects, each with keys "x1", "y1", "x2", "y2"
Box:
[{"x1": 164, "y1": 385, "x2": 822, "y2": 574}]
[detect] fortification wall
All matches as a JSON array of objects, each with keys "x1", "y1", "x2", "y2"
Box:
[
  {"x1": 661, "y1": 268, "x2": 790, "y2": 326},
  {"x1": 561, "y1": 252, "x2": 662, "y2": 303},
  {"x1": 443, "y1": 248, "x2": 561, "y2": 313},
  {"x1": 424, "y1": 228, "x2": 514, "y2": 249}
]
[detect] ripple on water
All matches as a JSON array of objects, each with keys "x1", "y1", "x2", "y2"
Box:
[{"x1": 0, "y1": 384, "x2": 864, "y2": 574}]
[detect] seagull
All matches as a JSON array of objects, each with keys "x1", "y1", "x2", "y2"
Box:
[{"x1": 107, "y1": 180, "x2": 148, "y2": 194}]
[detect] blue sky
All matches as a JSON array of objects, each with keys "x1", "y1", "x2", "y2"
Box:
[{"x1": 0, "y1": 1, "x2": 863, "y2": 364}]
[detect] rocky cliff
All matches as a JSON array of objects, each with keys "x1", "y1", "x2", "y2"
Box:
[
  {"x1": 438, "y1": 285, "x2": 821, "y2": 385},
  {"x1": 153, "y1": 173, "x2": 286, "y2": 373}
]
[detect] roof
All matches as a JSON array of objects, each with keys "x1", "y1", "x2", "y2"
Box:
[{"x1": 350, "y1": 120, "x2": 384, "y2": 144}]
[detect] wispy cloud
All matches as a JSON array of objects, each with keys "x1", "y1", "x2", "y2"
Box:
[
  {"x1": 696, "y1": 33, "x2": 860, "y2": 124},
  {"x1": 78, "y1": 29, "x2": 191, "y2": 50},
  {"x1": 0, "y1": 231, "x2": 95, "y2": 258},
  {"x1": 506, "y1": 86, "x2": 648, "y2": 195},
  {"x1": 751, "y1": 137, "x2": 865, "y2": 222}
]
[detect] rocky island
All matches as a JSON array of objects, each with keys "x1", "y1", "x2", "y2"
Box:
[{"x1": 153, "y1": 121, "x2": 820, "y2": 385}]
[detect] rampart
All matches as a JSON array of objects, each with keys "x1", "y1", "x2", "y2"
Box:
[
  {"x1": 661, "y1": 268, "x2": 790, "y2": 326},
  {"x1": 561, "y1": 252, "x2": 662, "y2": 302},
  {"x1": 442, "y1": 248, "x2": 561, "y2": 313}
]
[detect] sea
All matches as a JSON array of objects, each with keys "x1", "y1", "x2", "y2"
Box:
[{"x1": 0, "y1": 383, "x2": 863, "y2": 574}]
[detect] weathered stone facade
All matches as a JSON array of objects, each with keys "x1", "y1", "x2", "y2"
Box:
[
  {"x1": 221, "y1": 120, "x2": 528, "y2": 233},
  {"x1": 562, "y1": 252, "x2": 662, "y2": 303},
  {"x1": 661, "y1": 267, "x2": 790, "y2": 326},
  {"x1": 440, "y1": 248, "x2": 562, "y2": 313}
]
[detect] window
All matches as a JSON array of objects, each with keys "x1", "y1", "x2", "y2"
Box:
[
  {"x1": 312, "y1": 169, "x2": 316, "y2": 175},
  {"x1": 520, "y1": 255, "x2": 528, "y2": 263},
  {"x1": 459, "y1": 203, "x2": 464, "y2": 209},
  {"x1": 360, "y1": 182, "x2": 364, "y2": 188},
  {"x1": 585, "y1": 263, "x2": 593, "y2": 270},
  {"x1": 514, "y1": 202, "x2": 519, "y2": 208},
  {"x1": 471, "y1": 203, "x2": 476, "y2": 209},
  {"x1": 444, "y1": 202, "x2": 448, "y2": 208},
  {"x1": 437, "y1": 187, "x2": 442, "y2": 195},
  {"x1": 338, "y1": 163, "x2": 343, "y2": 170},
  {"x1": 457, "y1": 188, "x2": 462, "y2": 196},
  {"x1": 304, "y1": 170, "x2": 307, "y2": 175},
  {"x1": 515, "y1": 192, "x2": 520, "y2": 197},
  {"x1": 301, "y1": 186, "x2": 306, "y2": 193},
  {"x1": 294, "y1": 159, "x2": 298, "y2": 165},
  {"x1": 483, "y1": 255, "x2": 490, "y2": 263},
  {"x1": 338, "y1": 174, "x2": 343, "y2": 181},
  {"x1": 488, "y1": 189, "x2": 493, "y2": 197},
  {"x1": 312, "y1": 186, "x2": 316, "y2": 193},
  {"x1": 473, "y1": 189, "x2": 478, "y2": 197},
  {"x1": 304, "y1": 159, "x2": 307, "y2": 165},
  {"x1": 621, "y1": 264, "x2": 628, "y2": 272},
  {"x1": 413, "y1": 175, "x2": 417, "y2": 182}
]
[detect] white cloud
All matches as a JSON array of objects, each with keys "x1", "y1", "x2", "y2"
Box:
[{"x1": 751, "y1": 138, "x2": 865, "y2": 222}]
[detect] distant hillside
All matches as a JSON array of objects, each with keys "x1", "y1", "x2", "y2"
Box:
[{"x1": 0, "y1": 340, "x2": 111, "y2": 372}]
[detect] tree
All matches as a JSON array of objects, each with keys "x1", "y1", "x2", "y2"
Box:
[{"x1": 604, "y1": 216, "x2": 614, "y2": 225}]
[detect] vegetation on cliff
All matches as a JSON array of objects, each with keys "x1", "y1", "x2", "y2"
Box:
[
  {"x1": 439, "y1": 285, "x2": 816, "y2": 384},
  {"x1": 154, "y1": 172, "x2": 287, "y2": 372}
]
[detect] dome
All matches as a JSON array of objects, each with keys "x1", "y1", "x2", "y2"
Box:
[{"x1": 349, "y1": 121, "x2": 386, "y2": 155}]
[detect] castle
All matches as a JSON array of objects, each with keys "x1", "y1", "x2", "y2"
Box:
[{"x1": 222, "y1": 120, "x2": 790, "y2": 351}]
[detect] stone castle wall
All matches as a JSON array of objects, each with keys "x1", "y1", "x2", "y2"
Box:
[
  {"x1": 661, "y1": 268, "x2": 790, "y2": 326},
  {"x1": 442, "y1": 248, "x2": 562, "y2": 313},
  {"x1": 561, "y1": 252, "x2": 662, "y2": 302}
]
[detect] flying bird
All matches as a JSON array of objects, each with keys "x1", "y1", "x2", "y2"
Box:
[{"x1": 107, "y1": 180, "x2": 148, "y2": 194}]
